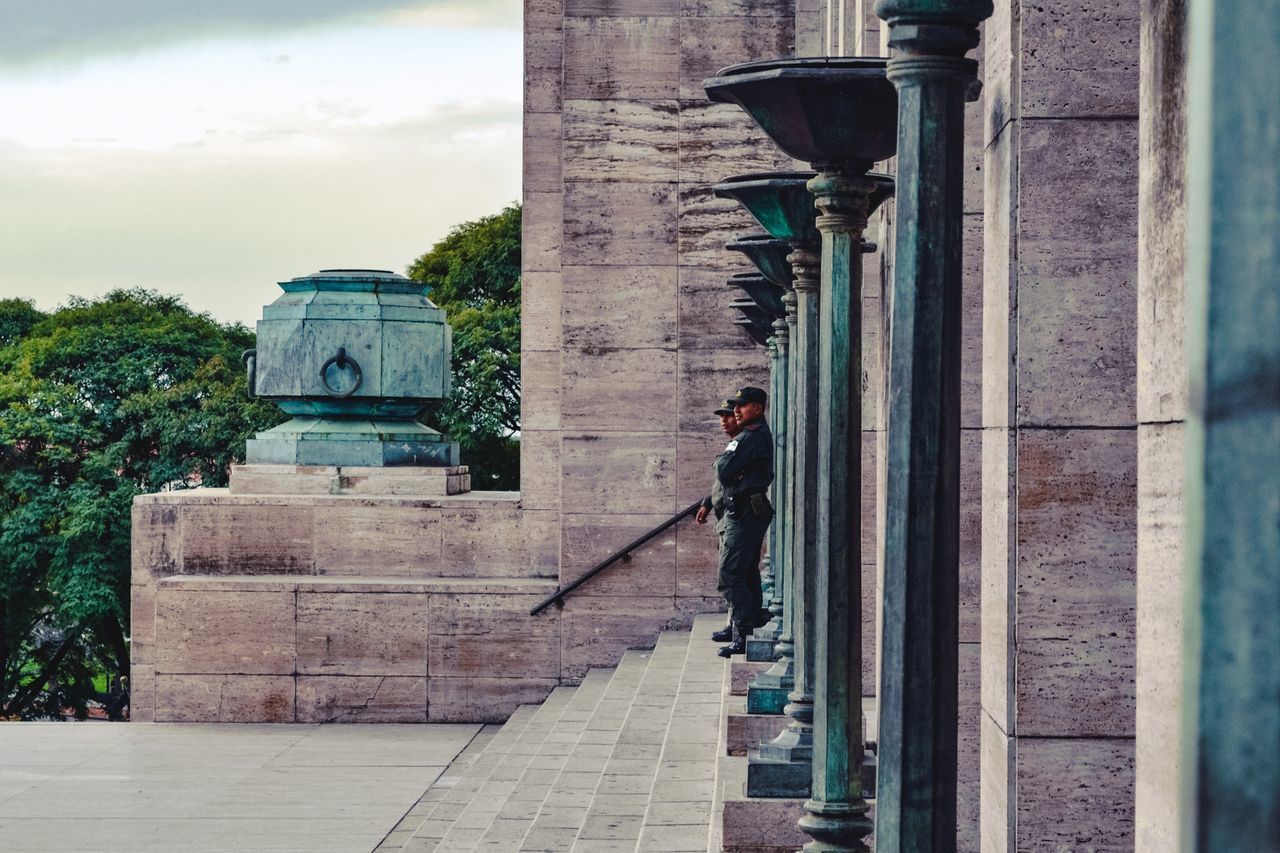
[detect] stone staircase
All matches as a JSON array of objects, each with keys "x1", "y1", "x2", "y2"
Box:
[{"x1": 380, "y1": 614, "x2": 734, "y2": 853}]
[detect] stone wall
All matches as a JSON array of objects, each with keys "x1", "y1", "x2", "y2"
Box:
[
  {"x1": 129, "y1": 489, "x2": 564, "y2": 723},
  {"x1": 132, "y1": 0, "x2": 807, "y2": 726},
  {"x1": 980, "y1": 0, "x2": 1140, "y2": 848},
  {"x1": 520, "y1": 0, "x2": 797, "y2": 676},
  {"x1": 1134, "y1": 1, "x2": 1187, "y2": 849}
]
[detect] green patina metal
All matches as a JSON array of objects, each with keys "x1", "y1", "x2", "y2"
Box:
[
  {"x1": 1181, "y1": 0, "x2": 1280, "y2": 849},
  {"x1": 728, "y1": 234, "x2": 796, "y2": 289},
  {"x1": 704, "y1": 58, "x2": 898, "y2": 171},
  {"x1": 709, "y1": 54, "x2": 898, "y2": 852},
  {"x1": 730, "y1": 273, "x2": 787, "y2": 319},
  {"x1": 748, "y1": 279, "x2": 799, "y2": 713},
  {"x1": 706, "y1": 166, "x2": 824, "y2": 797},
  {"x1": 748, "y1": 243, "x2": 819, "y2": 799},
  {"x1": 758, "y1": 306, "x2": 791, "y2": 654},
  {"x1": 710, "y1": 171, "x2": 821, "y2": 740},
  {"x1": 246, "y1": 268, "x2": 459, "y2": 467},
  {"x1": 727, "y1": 259, "x2": 793, "y2": 659},
  {"x1": 713, "y1": 173, "x2": 821, "y2": 245},
  {"x1": 733, "y1": 316, "x2": 771, "y2": 347},
  {"x1": 873, "y1": 1, "x2": 990, "y2": 850}
]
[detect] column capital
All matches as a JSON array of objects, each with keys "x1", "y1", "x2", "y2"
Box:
[
  {"x1": 807, "y1": 172, "x2": 876, "y2": 237},
  {"x1": 788, "y1": 247, "x2": 821, "y2": 294},
  {"x1": 773, "y1": 315, "x2": 790, "y2": 344},
  {"x1": 875, "y1": 0, "x2": 990, "y2": 55}
]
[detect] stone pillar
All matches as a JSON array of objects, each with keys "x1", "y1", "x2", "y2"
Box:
[
  {"x1": 1181, "y1": 0, "x2": 1280, "y2": 848},
  {"x1": 748, "y1": 248, "x2": 820, "y2": 796},
  {"x1": 980, "y1": 0, "x2": 1140, "y2": 848},
  {"x1": 520, "y1": 0, "x2": 796, "y2": 677},
  {"x1": 1134, "y1": 1, "x2": 1187, "y2": 850},
  {"x1": 872, "y1": 4, "x2": 988, "y2": 850}
]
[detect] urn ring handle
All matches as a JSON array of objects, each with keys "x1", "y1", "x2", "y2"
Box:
[{"x1": 319, "y1": 347, "x2": 363, "y2": 398}]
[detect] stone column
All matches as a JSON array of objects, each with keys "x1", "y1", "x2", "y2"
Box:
[
  {"x1": 1134, "y1": 1, "x2": 1187, "y2": 850},
  {"x1": 1181, "y1": 0, "x2": 1280, "y2": 848},
  {"x1": 798, "y1": 171, "x2": 876, "y2": 851},
  {"x1": 980, "y1": 0, "x2": 1140, "y2": 848},
  {"x1": 748, "y1": 248, "x2": 820, "y2": 796},
  {"x1": 749, "y1": 286, "x2": 800, "y2": 714},
  {"x1": 871, "y1": 3, "x2": 988, "y2": 850}
]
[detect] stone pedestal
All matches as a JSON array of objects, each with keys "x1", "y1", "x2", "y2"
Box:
[
  {"x1": 129, "y1": 486, "x2": 560, "y2": 725},
  {"x1": 246, "y1": 419, "x2": 460, "y2": 468},
  {"x1": 229, "y1": 464, "x2": 471, "y2": 497}
]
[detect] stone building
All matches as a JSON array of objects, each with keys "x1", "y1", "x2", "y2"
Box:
[{"x1": 131, "y1": 0, "x2": 1278, "y2": 850}]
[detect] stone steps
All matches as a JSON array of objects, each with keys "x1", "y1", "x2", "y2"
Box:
[{"x1": 397, "y1": 613, "x2": 733, "y2": 853}]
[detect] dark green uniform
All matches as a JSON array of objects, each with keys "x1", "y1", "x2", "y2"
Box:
[
  {"x1": 700, "y1": 440, "x2": 733, "y2": 547},
  {"x1": 715, "y1": 418, "x2": 774, "y2": 633}
]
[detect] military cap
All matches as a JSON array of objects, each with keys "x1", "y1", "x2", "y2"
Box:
[
  {"x1": 713, "y1": 399, "x2": 736, "y2": 416},
  {"x1": 727, "y1": 386, "x2": 768, "y2": 407}
]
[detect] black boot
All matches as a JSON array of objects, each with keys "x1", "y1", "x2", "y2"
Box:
[
  {"x1": 718, "y1": 625, "x2": 750, "y2": 658},
  {"x1": 710, "y1": 624, "x2": 733, "y2": 643}
]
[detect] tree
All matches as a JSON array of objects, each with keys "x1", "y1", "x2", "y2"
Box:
[
  {"x1": 0, "y1": 291, "x2": 283, "y2": 719},
  {"x1": 407, "y1": 203, "x2": 521, "y2": 489}
]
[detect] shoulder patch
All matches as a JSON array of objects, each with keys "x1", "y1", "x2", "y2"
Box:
[{"x1": 725, "y1": 439, "x2": 739, "y2": 452}]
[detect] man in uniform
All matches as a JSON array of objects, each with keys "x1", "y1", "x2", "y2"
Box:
[
  {"x1": 713, "y1": 386, "x2": 774, "y2": 658},
  {"x1": 696, "y1": 401, "x2": 741, "y2": 643}
]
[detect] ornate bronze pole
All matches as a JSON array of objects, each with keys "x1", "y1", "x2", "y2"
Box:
[
  {"x1": 764, "y1": 308, "x2": 790, "y2": 647},
  {"x1": 727, "y1": 237, "x2": 795, "y2": 659},
  {"x1": 873, "y1": 2, "x2": 990, "y2": 850},
  {"x1": 748, "y1": 281, "x2": 799, "y2": 714},
  {"x1": 744, "y1": 243, "x2": 821, "y2": 796},
  {"x1": 798, "y1": 170, "x2": 884, "y2": 852},
  {"x1": 1181, "y1": 0, "x2": 1280, "y2": 848}
]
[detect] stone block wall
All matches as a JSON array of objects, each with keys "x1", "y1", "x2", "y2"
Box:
[
  {"x1": 980, "y1": 0, "x2": 1140, "y2": 848},
  {"x1": 1134, "y1": 1, "x2": 1187, "y2": 850},
  {"x1": 130, "y1": 491, "x2": 565, "y2": 724},
  {"x1": 521, "y1": 0, "x2": 797, "y2": 675}
]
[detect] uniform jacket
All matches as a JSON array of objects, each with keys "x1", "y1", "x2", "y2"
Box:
[
  {"x1": 715, "y1": 419, "x2": 774, "y2": 503},
  {"x1": 700, "y1": 436, "x2": 740, "y2": 520}
]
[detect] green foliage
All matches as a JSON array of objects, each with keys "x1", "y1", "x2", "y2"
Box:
[
  {"x1": 407, "y1": 203, "x2": 521, "y2": 489},
  {"x1": 0, "y1": 290, "x2": 284, "y2": 719}
]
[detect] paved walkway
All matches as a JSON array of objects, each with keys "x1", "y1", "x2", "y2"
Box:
[{"x1": 0, "y1": 722, "x2": 482, "y2": 853}]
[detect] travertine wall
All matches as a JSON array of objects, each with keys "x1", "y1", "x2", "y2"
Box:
[
  {"x1": 130, "y1": 490, "x2": 563, "y2": 723},
  {"x1": 521, "y1": 0, "x2": 797, "y2": 676},
  {"x1": 1134, "y1": 1, "x2": 1187, "y2": 849},
  {"x1": 981, "y1": 0, "x2": 1140, "y2": 848}
]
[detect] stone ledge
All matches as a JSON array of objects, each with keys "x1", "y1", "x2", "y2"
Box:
[
  {"x1": 721, "y1": 789, "x2": 809, "y2": 853},
  {"x1": 730, "y1": 661, "x2": 770, "y2": 695},
  {"x1": 136, "y1": 488, "x2": 521, "y2": 509},
  {"x1": 726, "y1": 697, "x2": 789, "y2": 756},
  {"x1": 229, "y1": 463, "x2": 472, "y2": 497},
  {"x1": 157, "y1": 574, "x2": 559, "y2": 595}
]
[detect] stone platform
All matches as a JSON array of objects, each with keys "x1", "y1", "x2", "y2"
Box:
[
  {"x1": 0, "y1": 722, "x2": 484, "y2": 853},
  {"x1": 366, "y1": 613, "x2": 865, "y2": 853},
  {"x1": 132, "y1": 478, "x2": 723, "y2": 724}
]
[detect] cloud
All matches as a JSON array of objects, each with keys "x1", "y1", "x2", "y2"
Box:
[
  {"x1": 0, "y1": 0, "x2": 520, "y2": 67},
  {"x1": 0, "y1": 117, "x2": 521, "y2": 325}
]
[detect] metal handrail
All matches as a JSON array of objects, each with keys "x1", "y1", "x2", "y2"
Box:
[{"x1": 529, "y1": 499, "x2": 704, "y2": 615}]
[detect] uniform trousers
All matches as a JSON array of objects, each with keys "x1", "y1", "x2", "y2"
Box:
[{"x1": 716, "y1": 513, "x2": 769, "y2": 632}]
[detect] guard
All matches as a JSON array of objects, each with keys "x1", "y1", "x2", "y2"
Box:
[
  {"x1": 697, "y1": 401, "x2": 742, "y2": 643},
  {"x1": 714, "y1": 386, "x2": 774, "y2": 657}
]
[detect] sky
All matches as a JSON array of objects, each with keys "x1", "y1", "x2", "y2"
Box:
[{"x1": 0, "y1": 0, "x2": 523, "y2": 326}]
